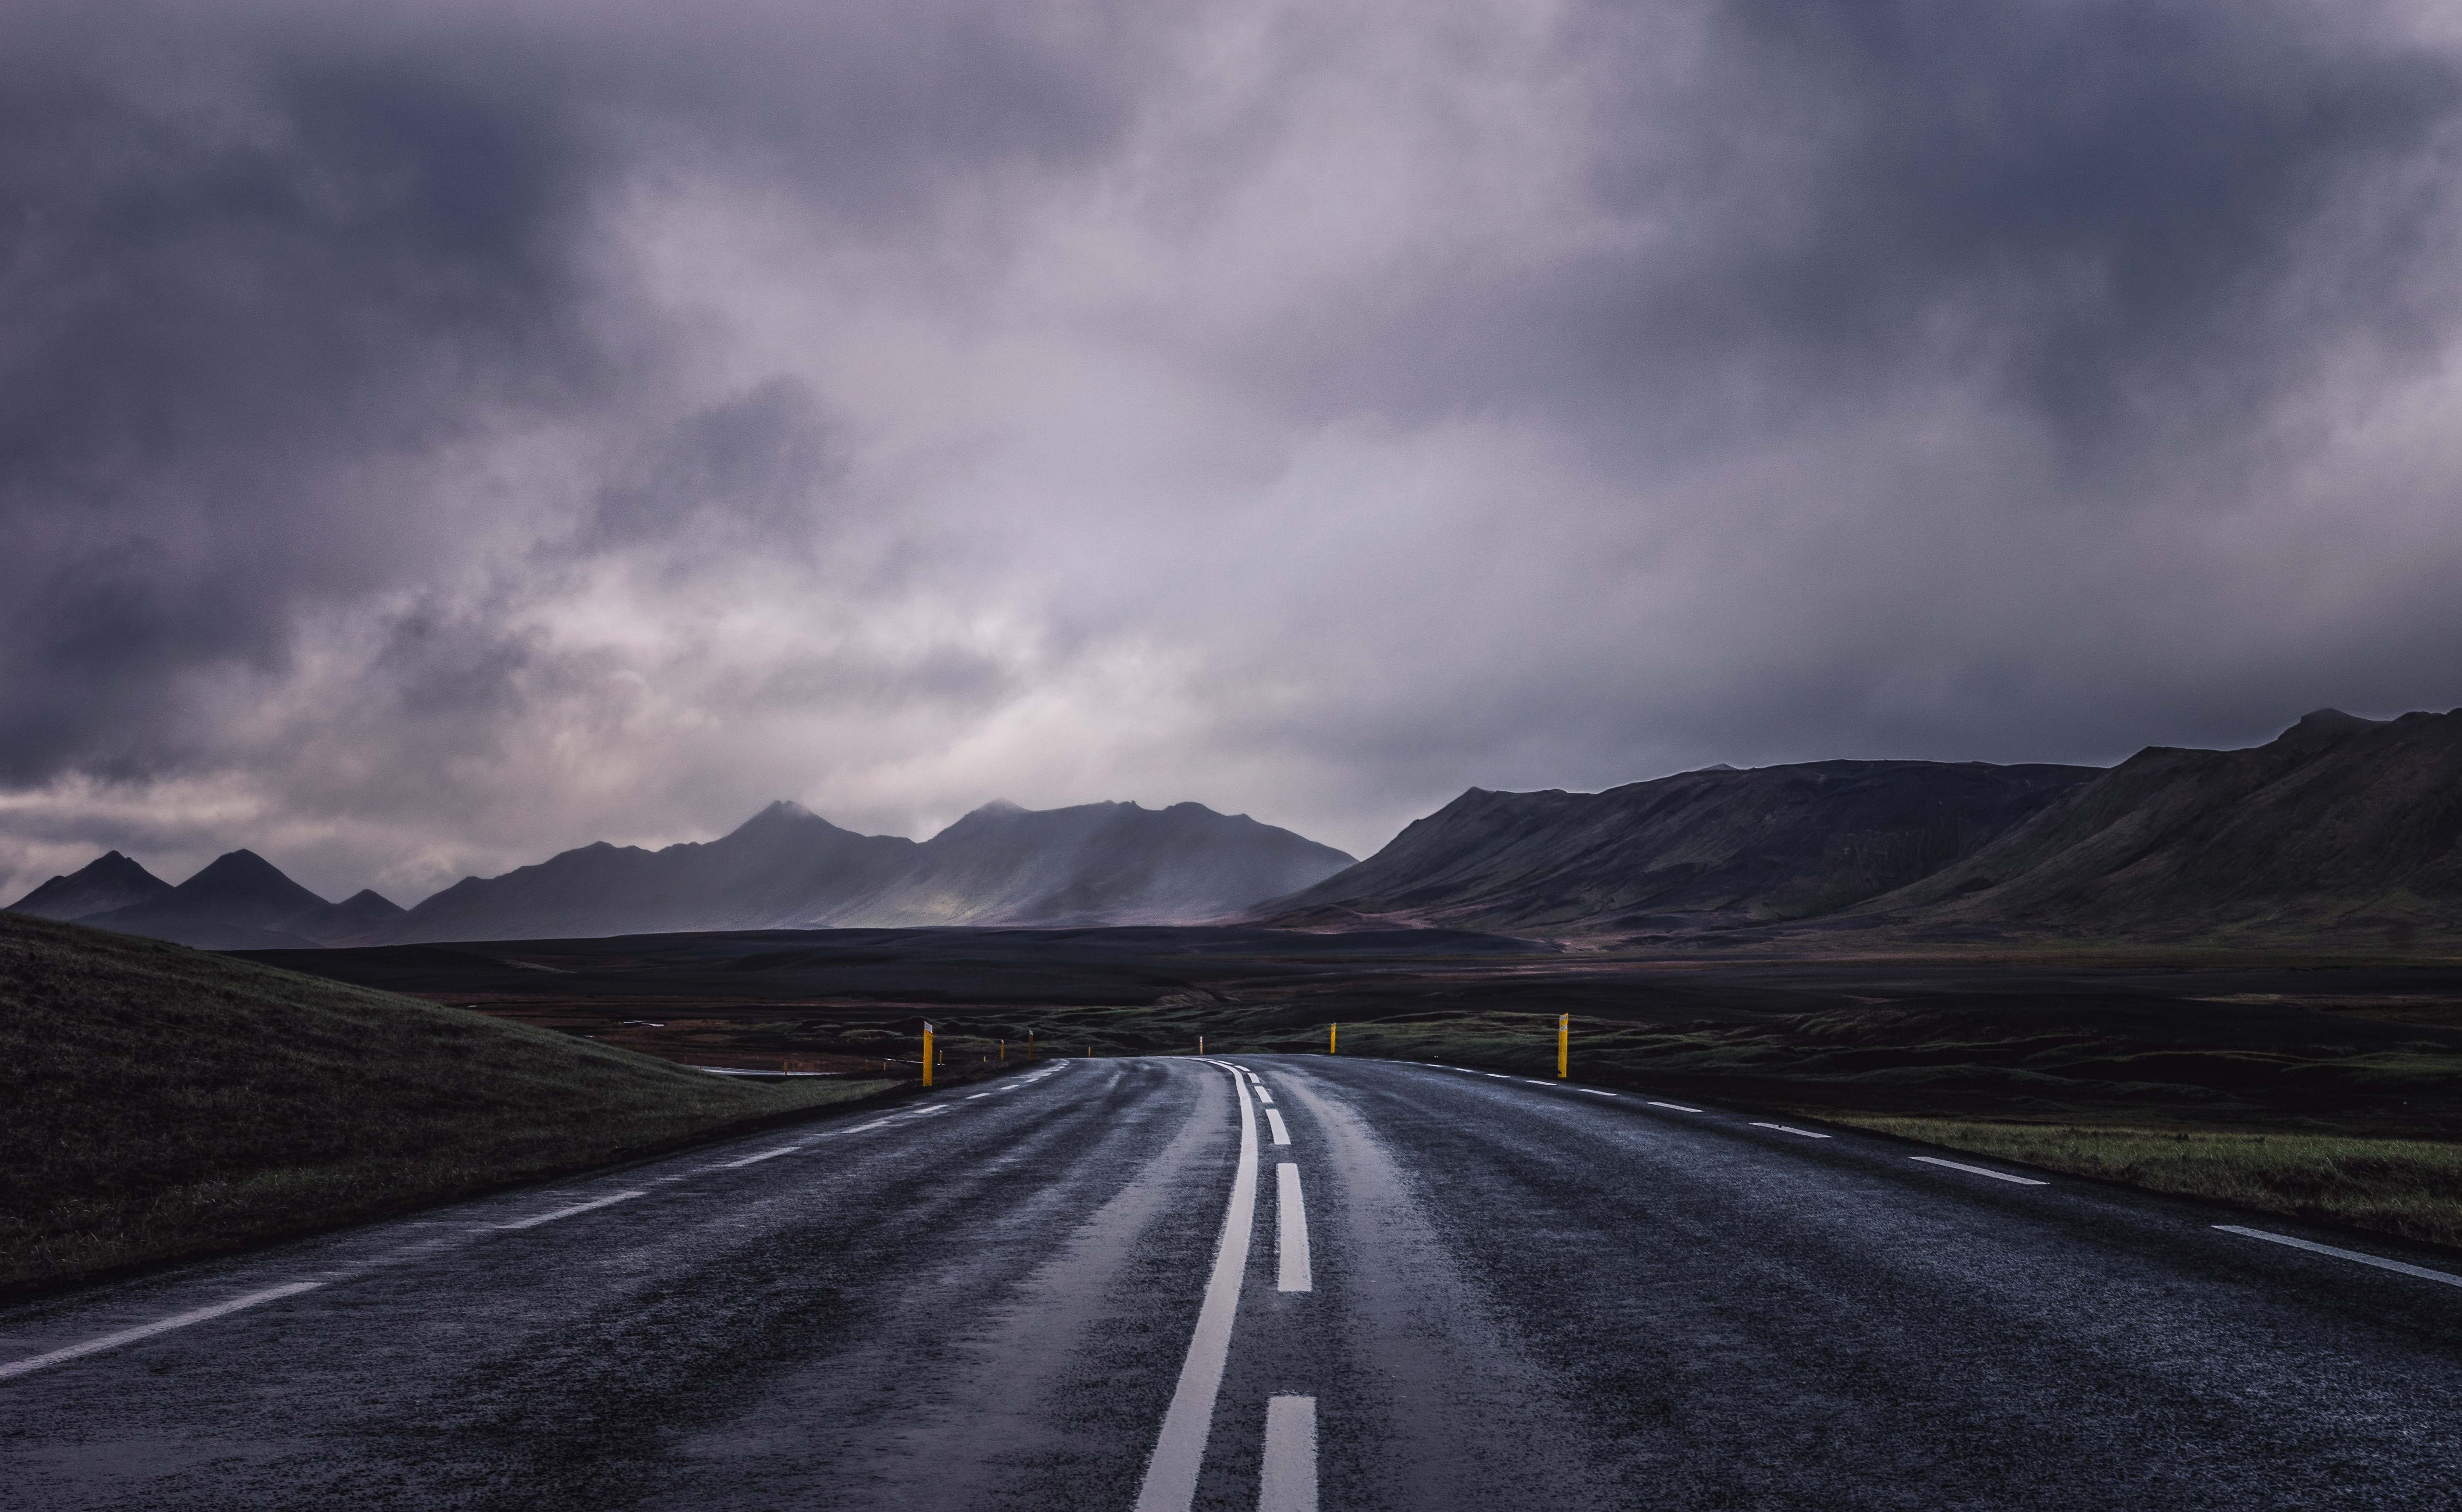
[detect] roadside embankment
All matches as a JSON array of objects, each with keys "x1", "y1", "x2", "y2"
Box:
[
  {"x1": 0, "y1": 913, "x2": 894, "y2": 1295},
  {"x1": 1820, "y1": 1117, "x2": 2462, "y2": 1249}
]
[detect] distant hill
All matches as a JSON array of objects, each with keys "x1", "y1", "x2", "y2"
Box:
[
  {"x1": 11, "y1": 799, "x2": 1355, "y2": 948},
  {"x1": 389, "y1": 799, "x2": 1356, "y2": 942},
  {"x1": 5, "y1": 852, "x2": 172, "y2": 922},
  {"x1": 8, "y1": 849, "x2": 408, "y2": 951},
  {"x1": 1859, "y1": 709, "x2": 2462, "y2": 945},
  {"x1": 281, "y1": 889, "x2": 411, "y2": 948},
  {"x1": 392, "y1": 801, "x2": 920, "y2": 942},
  {"x1": 76, "y1": 850, "x2": 338, "y2": 950},
  {"x1": 1258, "y1": 760, "x2": 2100, "y2": 936},
  {"x1": 831, "y1": 800, "x2": 1357, "y2": 929}
]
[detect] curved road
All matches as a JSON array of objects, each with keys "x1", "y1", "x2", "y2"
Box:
[{"x1": 5, "y1": 1056, "x2": 2462, "y2": 1509}]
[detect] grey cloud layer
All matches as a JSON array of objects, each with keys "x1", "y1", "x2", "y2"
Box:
[{"x1": 5, "y1": 0, "x2": 2461, "y2": 902}]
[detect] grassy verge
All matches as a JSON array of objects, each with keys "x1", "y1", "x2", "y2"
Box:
[
  {"x1": 1, "y1": 913, "x2": 896, "y2": 1294},
  {"x1": 1822, "y1": 1116, "x2": 2462, "y2": 1251}
]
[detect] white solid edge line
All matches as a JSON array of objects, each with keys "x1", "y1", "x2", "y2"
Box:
[
  {"x1": 1265, "y1": 1108, "x2": 1292, "y2": 1147},
  {"x1": 1259, "y1": 1394, "x2": 1320, "y2": 1512},
  {"x1": 1134, "y1": 1061, "x2": 1259, "y2": 1512},
  {"x1": 498, "y1": 1190, "x2": 646, "y2": 1230},
  {"x1": 721, "y1": 1146, "x2": 801, "y2": 1169},
  {"x1": 0, "y1": 1281, "x2": 324, "y2": 1382},
  {"x1": 2216, "y1": 1225, "x2": 2462, "y2": 1287},
  {"x1": 1911, "y1": 1155, "x2": 2046, "y2": 1186},
  {"x1": 1648, "y1": 1102, "x2": 1702, "y2": 1112},
  {"x1": 1277, "y1": 1162, "x2": 1313, "y2": 1293},
  {"x1": 1750, "y1": 1122, "x2": 1832, "y2": 1139}
]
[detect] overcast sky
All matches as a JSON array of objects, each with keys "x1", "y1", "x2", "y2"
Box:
[{"x1": 6, "y1": 0, "x2": 2462, "y2": 905}]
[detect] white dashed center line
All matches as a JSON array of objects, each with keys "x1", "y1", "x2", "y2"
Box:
[
  {"x1": 1265, "y1": 1109, "x2": 1291, "y2": 1146},
  {"x1": 0, "y1": 1283, "x2": 324, "y2": 1382},
  {"x1": 1912, "y1": 1156, "x2": 2046, "y2": 1186},
  {"x1": 719, "y1": 1146, "x2": 801, "y2": 1169},
  {"x1": 1751, "y1": 1123, "x2": 1832, "y2": 1139},
  {"x1": 1277, "y1": 1163, "x2": 1312, "y2": 1293},
  {"x1": 2217, "y1": 1226, "x2": 2462, "y2": 1287},
  {"x1": 1648, "y1": 1102, "x2": 1702, "y2": 1112},
  {"x1": 1258, "y1": 1394, "x2": 1319, "y2": 1512},
  {"x1": 496, "y1": 1190, "x2": 645, "y2": 1230},
  {"x1": 1577, "y1": 1089, "x2": 1618, "y2": 1097}
]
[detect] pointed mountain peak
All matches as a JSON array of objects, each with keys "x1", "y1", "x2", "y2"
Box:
[
  {"x1": 731, "y1": 799, "x2": 823, "y2": 830},
  {"x1": 173, "y1": 850, "x2": 330, "y2": 911},
  {"x1": 336, "y1": 888, "x2": 406, "y2": 918},
  {"x1": 5, "y1": 850, "x2": 174, "y2": 921},
  {"x1": 182, "y1": 849, "x2": 289, "y2": 888},
  {"x1": 973, "y1": 799, "x2": 1027, "y2": 817},
  {"x1": 720, "y1": 799, "x2": 851, "y2": 846}
]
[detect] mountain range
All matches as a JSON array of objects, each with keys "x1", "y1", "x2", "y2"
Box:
[
  {"x1": 1843, "y1": 708, "x2": 2462, "y2": 944},
  {"x1": 5, "y1": 799, "x2": 1357, "y2": 949},
  {"x1": 15, "y1": 707, "x2": 2459, "y2": 952},
  {"x1": 1262, "y1": 708, "x2": 2462, "y2": 945},
  {"x1": 1257, "y1": 759, "x2": 2101, "y2": 935}
]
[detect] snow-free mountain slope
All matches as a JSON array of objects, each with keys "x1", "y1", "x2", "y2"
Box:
[
  {"x1": 390, "y1": 801, "x2": 920, "y2": 943},
  {"x1": 5, "y1": 852, "x2": 173, "y2": 922},
  {"x1": 384, "y1": 799, "x2": 1356, "y2": 942},
  {"x1": 840, "y1": 800, "x2": 1358, "y2": 927},
  {"x1": 1865, "y1": 708, "x2": 2462, "y2": 941},
  {"x1": 77, "y1": 850, "x2": 336, "y2": 950},
  {"x1": 1259, "y1": 760, "x2": 2102, "y2": 936}
]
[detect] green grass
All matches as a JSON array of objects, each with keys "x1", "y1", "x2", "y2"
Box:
[
  {"x1": 0, "y1": 913, "x2": 894, "y2": 1293},
  {"x1": 1823, "y1": 1116, "x2": 2462, "y2": 1250}
]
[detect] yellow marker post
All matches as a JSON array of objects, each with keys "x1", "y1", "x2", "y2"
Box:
[
  {"x1": 1557, "y1": 1012, "x2": 1570, "y2": 1079},
  {"x1": 1329, "y1": 1023, "x2": 1338, "y2": 1055},
  {"x1": 1000, "y1": 1039, "x2": 1006, "y2": 1062},
  {"x1": 922, "y1": 1021, "x2": 935, "y2": 1088}
]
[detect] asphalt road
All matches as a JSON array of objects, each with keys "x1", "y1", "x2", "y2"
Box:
[{"x1": 7, "y1": 1055, "x2": 2462, "y2": 1509}]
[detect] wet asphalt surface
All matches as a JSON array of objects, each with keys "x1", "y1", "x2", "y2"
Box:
[{"x1": 5, "y1": 1055, "x2": 2462, "y2": 1510}]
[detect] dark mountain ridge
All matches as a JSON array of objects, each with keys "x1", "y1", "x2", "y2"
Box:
[
  {"x1": 5, "y1": 852, "x2": 173, "y2": 923},
  {"x1": 72, "y1": 849, "x2": 345, "y2": 951},
  {"x1": 389, "y1": 798, "x2": 1356, "y2": 942},
  {"x1": 10, "y1": 799, "x2": 1358, "y2": 948},
  {"x1": 1259, "y1": 759, "x2": 2101, "y2": 936},
  {"x1": 1855, "y1": 708, "x2": 2462, "y2": 944},
  {"x1": 393, "y1": 801, "x2": 920, "y2": 942}
]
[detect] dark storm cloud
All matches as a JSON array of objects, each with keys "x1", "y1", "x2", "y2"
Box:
[
  {"x1": 1299, "y1": 0, "x2": 2462, "y2": 474},
  {"x1": 0, "y1": 19, "x2": 607, "y2": 782},
  {"x1": 4, "y1": 0, "x2": 2462, "y2": 897},
  {"x1": 0, "y1": 0, "x2": 1136, "y2": 786}
]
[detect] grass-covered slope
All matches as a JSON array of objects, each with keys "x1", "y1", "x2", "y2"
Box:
[
  {"x1": 1259, "y1": 759, "x2": 2097, "y2": 935},
  {"x1": 0, "y1": 912, "x2": 892, "y2": 1293},
  {"x1": 1867, "y1": 707, "x2": 2462, "y2": 943}
]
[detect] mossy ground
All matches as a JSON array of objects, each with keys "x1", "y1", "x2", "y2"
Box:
[
  {"x1": 2, "y1": 913, "x2": 894, "y2": 1293},
  {"x1": 1822, "y1": 1117, "x2": 2462, "y2": 1250}
]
